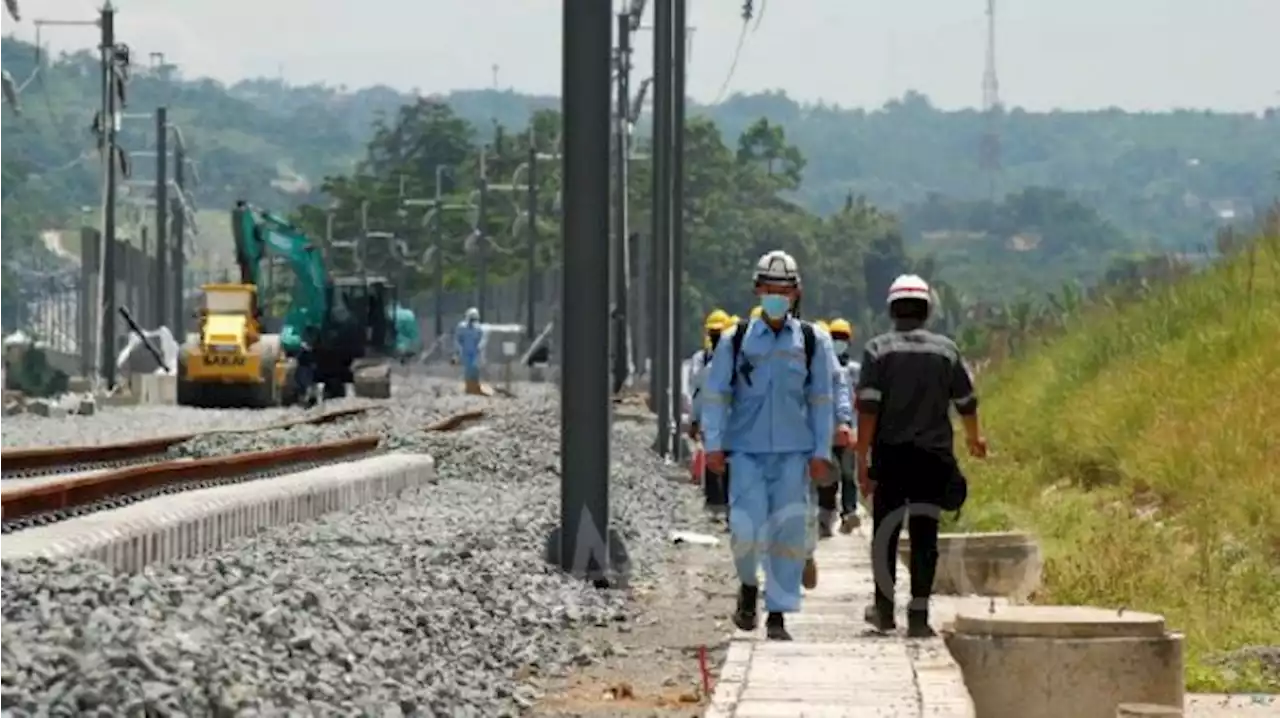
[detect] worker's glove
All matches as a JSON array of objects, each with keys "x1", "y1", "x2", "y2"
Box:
[{"x1": 687, "y1": 421, "x2": 700, "y2": 440}]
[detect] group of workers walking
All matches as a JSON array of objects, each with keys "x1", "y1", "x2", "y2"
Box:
[{"x1": 688, "y1": 250, "x2": 987, "y2": 641}]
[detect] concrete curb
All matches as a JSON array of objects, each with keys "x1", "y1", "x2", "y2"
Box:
[{"x1": 1, "y1": 453, "x2": 435, "y2": 572}]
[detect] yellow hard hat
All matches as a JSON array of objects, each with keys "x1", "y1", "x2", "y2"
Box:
[
  {"x1": 829, "y1": 318, "x2": 854, "y2": 338},
  {"x1": 815, "y1": 319, "x2": 831, "y2": 333},
  {"x1": 705, "y1": 309, "x2": 730, "y2": 332},
  {"x1": 728, "y1": 314, "x2": 741, "y2": 325},
  {"x1": 749, "y1": 305, "x2": 763, "y2": 319}
]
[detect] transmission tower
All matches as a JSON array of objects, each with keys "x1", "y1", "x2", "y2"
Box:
[{"x1": 979, "y1": 0, "x2": 1001, "y2": 201}]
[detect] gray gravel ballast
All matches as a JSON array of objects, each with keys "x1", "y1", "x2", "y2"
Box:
[{"x1": 2, "y1": 376, "x2": 706, "y2": 716}]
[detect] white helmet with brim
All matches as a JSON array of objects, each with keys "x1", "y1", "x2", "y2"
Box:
[{"x1": 886, "y1": 274, "x2": 932, "y2": 306}]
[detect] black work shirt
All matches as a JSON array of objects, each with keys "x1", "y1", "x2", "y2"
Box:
[{"x1": 855, "y1": 323, "x2": 978, "y2": 451}]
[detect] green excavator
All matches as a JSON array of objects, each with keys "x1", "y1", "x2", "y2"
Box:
[{"x1": 176, "y1": 202, "x2": 421, "y2": 408}]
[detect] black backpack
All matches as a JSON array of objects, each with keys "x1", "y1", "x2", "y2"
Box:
[{"x1": 728, "y1": 318, "x2": 817, "y2": 389}]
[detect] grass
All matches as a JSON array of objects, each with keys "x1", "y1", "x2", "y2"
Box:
[{"x1": 954, "y1": 224, "x2": 1280, "y2": 693}]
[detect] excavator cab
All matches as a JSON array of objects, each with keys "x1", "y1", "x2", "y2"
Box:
[
  {"x1": 326, "y1": 275, "x2": 398, "y2": 360},
  {"x1": 317, "y1": 275, "x2": 399, "y2": 399}
]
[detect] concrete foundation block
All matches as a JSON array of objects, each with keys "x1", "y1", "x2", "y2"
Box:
[
  {"x1": 130, "y1": 373, "x2": 177, "y2": 405},
  {"x1": 945, "y1": 605, "x2": 1184, "y2": 718},
  {"x1": 74, "y1": 396, "x2": 97, "y2": 416},
  {"x1": 26, "y1": 399, "x2": 66, "y2": 418},
  {"x1": 901, "y1": 531, "x2": 1043, "y2": 599}
]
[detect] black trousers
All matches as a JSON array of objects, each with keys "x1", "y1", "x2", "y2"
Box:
[
  {"x1": 815, "y1": 446, "x2": 858, "y2": 516},
  {"x1": 705, "y1": 463, "x2": 730, "y2": 507},
  {"x1": 869, "y1": 443, "x2": 954, "y2": 615}
]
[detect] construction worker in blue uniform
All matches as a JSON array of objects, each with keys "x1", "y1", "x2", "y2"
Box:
[
  {"x1": 828, "y1": 318, "x2": 863, "y2": 534},
  {"x1": 702, "y1": 250, "x2": 836, "y2": 641},
  {"x1": 453, "y1": 307, "x2": 488, "y2": 395},
  {"x1": 801, "y1": 320, "x2": 854, "y2": 590},
  {"x1": 689, "y1": 309, "x2": 732, "y2": 511}
]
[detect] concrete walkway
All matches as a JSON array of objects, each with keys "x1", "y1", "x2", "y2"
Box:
[{"x1": 706, "y1": 525, "x2": 978, "y2": 718}]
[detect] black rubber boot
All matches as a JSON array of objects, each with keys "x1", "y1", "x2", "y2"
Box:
[
  {"x1": 765, "y1": 612, "x2": 792, "y2": 641},
  {"x1": 907, "y1": 609, "x2": 937, "y2": 638},
  {"x1": 733, "y1": 584, "x2": 759, "y2": 632},
  {"x1": 864, "y1": 600, "x2": 897, "y2": 633}
]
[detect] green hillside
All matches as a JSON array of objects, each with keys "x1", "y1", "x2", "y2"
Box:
[
  {"x1": 4, "y1": 36, "x2": 1277, "y2": 305},
  {"x1": 961, "y1": 210, "x2": 1280, "y2": 691}
]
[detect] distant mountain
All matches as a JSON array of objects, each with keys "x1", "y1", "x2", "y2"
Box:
[{"x1": 4, "y1": 36, "x2": 1276, "y2": 253}]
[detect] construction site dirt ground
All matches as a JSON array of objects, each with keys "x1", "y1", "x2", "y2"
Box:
[{"x1": 532, "y1": 513, "x2": 737, "y2": 718}]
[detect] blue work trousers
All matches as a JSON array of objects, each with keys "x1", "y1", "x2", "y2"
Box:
[
  {"x1": 728, "y1": 451, "x2": 811, "y2": 613},
  {"x1": 462, "y1": 359, "x2": 481, "y2": 382}
]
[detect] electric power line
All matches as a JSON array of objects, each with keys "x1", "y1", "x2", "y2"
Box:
[{"x1": 711, "y1": 0, "x2": 762, "y2": 105}]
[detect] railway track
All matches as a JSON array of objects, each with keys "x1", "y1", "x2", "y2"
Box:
[
  {"x1": 0, "y1": 405, "x2": 380, "y2": 479},
  {"x1": 1, "y1": 436, "x2": 383, "y2": 533},
  {"x1": 0, "y1": 405, "x2": 388, "y2": 532},
  {"x1": 0, "y1": 406, "x2": 490, "y2": 535}
]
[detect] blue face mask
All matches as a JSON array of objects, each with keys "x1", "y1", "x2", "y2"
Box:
[
  {"x1": 833, "y1": 340, "x2": 848, "y2": 355},
  {"x1": 759, "y1": 294, "x2": 791, "y2": 319}
]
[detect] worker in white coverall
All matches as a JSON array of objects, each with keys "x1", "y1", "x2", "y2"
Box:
[
  {"x1": 454, "y1": 307, "x2": 488, "y2": 395},
  {"x1": 702, "y1": 250, "x2": 836, "y2": 641}
]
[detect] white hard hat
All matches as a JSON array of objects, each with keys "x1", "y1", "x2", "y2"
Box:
[
  {"x1": 886, "y1": 274, "x2": 932, "y2": 306},
  {"x1": 465, "y1": 307, "x2": 480, "y2": 320},
  {"x1": 753, "y1": 250, "x2": 801, "y2": 286}
]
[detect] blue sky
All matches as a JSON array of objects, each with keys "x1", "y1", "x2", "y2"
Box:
[{"x1": 10, "y1": 0, "x2": 1278, "y2": 111}]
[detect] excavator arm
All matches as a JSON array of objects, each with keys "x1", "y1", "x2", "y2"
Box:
[{"x1": 230, "y1": 201, "x2": 329, "y2": 354}]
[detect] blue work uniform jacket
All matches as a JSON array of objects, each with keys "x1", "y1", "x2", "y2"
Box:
[
  {"x1": 700, "y1": 317, "x2": 836, "y2": 461},
  {"x1": 687, "y1": 349, "x2": 714, "y2": 426}
]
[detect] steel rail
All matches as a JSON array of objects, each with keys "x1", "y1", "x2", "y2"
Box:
[
  {"x1": 1, "y1": 405, "x2": 378, "y2": 477},
  {"x1": 1, "y1": 436, "x2": 381, "y2": 523}
]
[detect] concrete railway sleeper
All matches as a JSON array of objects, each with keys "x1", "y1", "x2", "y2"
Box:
[
  {"x1": 0, "y1": 405, "x2": 379, "y2": 479},
  {"x1": 1, "y1": 436, "x2": 382, "y2": 533}
]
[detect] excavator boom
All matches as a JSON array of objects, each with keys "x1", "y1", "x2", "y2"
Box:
[{"x1": 231, "y1": 201, "x2": 329, "y2": 353}]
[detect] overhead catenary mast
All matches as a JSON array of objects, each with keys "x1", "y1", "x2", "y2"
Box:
[{"x1": 979, "y1": 0, "x2": 1002, "y2": 203}]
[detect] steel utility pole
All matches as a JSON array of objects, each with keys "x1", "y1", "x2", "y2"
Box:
[
  {"x1": 669, "y1": 0, "x2": 687, "y2": 456},
  {"x1": 33, "y1": 12, "x2": 111, "y2": 376},
  {"x1": 154, "y1": 106, "x2": 168, "y2": 329},
  {"x1": 476, "y1": 143, "x2": 492, "y2": 318},
  {"x1": 651, "y1": 0, "x2": 673, "y2": 457},
  {"x1": 97, "y1": 1, "x2": 128, "y2": 389},
  {"x1": 552, "y1": 0, "x2": 624, "y2": 583},
  {"x1": 171, "y1": 131, "x2": 187, "y2": 335},
  {"x1": 526, "y1": 142, "x2": 538, "y2": 340},
  {"x1": 611, "y1": 10, "x2": 633, "y2": 395}
]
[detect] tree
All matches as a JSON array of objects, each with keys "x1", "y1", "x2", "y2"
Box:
[{"x1": 736, "y1": 118, "x2": 805, "y2": 191}]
